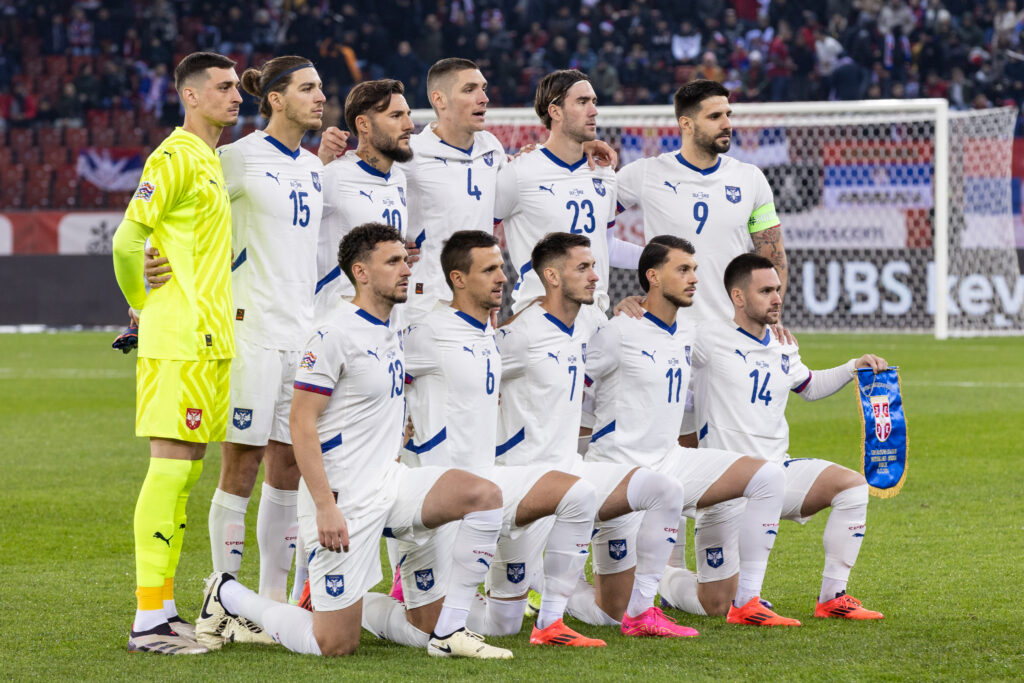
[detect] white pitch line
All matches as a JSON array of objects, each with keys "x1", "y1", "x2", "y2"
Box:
[
  {"x1": 0, "y1": 368, "x2": 133, "y2": 380},
  {"x1": 903, "y1": 380, "x2": 1024, "y2": 389}
]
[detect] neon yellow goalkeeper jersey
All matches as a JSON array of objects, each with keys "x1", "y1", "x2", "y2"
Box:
[{"x1": 124, "y1": 127, "x2": 235, "y2": 360}]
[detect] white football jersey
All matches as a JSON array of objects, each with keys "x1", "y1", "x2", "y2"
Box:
[
  {"x1": 617, "y1": 152, "x2": 778, "y2": 322},
  {"x1": 402, "y1": 307, "x2": 501, "y2": 473},
  {"x1": 218, "y1": 131, "x2": 325, "y2": 351},
  {"x1": 585, "y1": 311, "x2": 695, "y2": 469},
  {"x1": 495, "y1": 304, "x2": 596, "y2": 469},
  {"x1": 494, "y1": 147, "x2": 617, "y2": 312},
  {"x1": 292, "y1": 300, "x2": 406, "y2": 516},
  {"x1": 316, "y1": 156, "x2": 408, "y2": 314},
  {"x1": 402, "y1": 125, "x2": 507, "y2": 309},
  {"x1": 691, "y1": 318, "x2": 811, "y2": 463}
]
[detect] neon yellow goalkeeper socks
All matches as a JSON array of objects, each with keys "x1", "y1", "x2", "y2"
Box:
[{"x1": 133, "y1": 457, "x2": 196, "y2": 610}]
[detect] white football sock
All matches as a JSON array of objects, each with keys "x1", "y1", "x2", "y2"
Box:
[
  {"x1": 362, "y1": 593, "x2": 429, "y2": 647},
  {"x1": 256, "y1": 483, "x2": 298, "y2": 602},
  {"x1": 667, "y1": 514, "x2": 688, "y2": 568},
  {"x1": 220, "y1": 577, "x2": 320, "y2": 655},
  {"x1": 820, "y1": 484, "x2": 868, "y2": 603},
  {"x1": 209, "y1": 488, "x2": 249, "y2": 576},
  {"x1": 385, "y1": 536, "x2": 402, "y2": 577},
  {"x1": 433, "y1": 507, "x2": 501, "y2": 637},
  {"x1": 734, "y1": 462, "x2": 786, "y2": 606},
  {"x1": 133, "y1": 608, "x2": 166, "y2": 632},
  {"x1": 290, "y1": 549, "x2": 309, "y2": 603},
  {"x1": 657, "y1": 566, "x2": 707, "y2": 615},
  {"x1": 567, "y1": 578, "x2": 620, "y2": 626},
  {"x1": 466, "y1": 593, "x2": 528, "y2": 636},
  {"x1": 625, "y1": 467, "x2": 684, "y2": 618},
  {"x1": 538, "y1": 480, "x2": 598, "y2": 629},
  {"x1": 162, "y1": 598, "x2": 178, "y2": 619}
]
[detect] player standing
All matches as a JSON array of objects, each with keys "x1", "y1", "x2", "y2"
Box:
[
  {"x1": 691, "y1": 253, "x2": 885, "y2": 621},
  {"x1": 196, "y1": 224, "x2": 513, "y2": 658},
  {"x1": 112, "y1": 52, "x2": 241, "y2": 654},
  {"x1": 576, "y1": 236, "x2": 797, "y2": 626},
  {"x1": 495, "y1": 232, "x2": 687, "y2": 644}
]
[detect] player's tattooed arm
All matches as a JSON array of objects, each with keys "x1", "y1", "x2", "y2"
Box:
[{"x1": 751, "y1": 226, "x2": 788, "y2": 301}]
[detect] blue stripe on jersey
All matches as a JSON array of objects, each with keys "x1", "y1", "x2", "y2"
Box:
[
  {"x1": 643, "y1": 311, "x2": 677, "y2": 335},
  {"x1": 354, "y1": 308, "x2": 390, "y2": 327},
  {"x1": 512, "y1": 260, "x2": 532, "y2": 291},
  {"x1": 454, "y1": 309, "x2": 487, "y2": 331},
  {"x1": 735, "y1": 326, "x2": 771, "y2": 346},
  {"x1": 414, "y1": 229, "x2": 426, "y2": 249},
  {"x1": 590, "y1": 420, "x2": 616, "y2": 443},
  {"x1": 263, "y1": 134, "x2": 300, "y2": 159},
  {"x1": 793, "y1": 371, "x2": 812, "y2": 394},
  {"x1": 231, "y1": 248, "x2": 247, "y2": 272},
  {"x1": 383, "y1": 527, "x2": 395, "y2": 538},
  {"x1": 438, "y1": 139, "x2": 473, "y2": 155},
  {"x1": 675, "y1": 152, "x2": 721, "y2": 176},
  {"x1": 404, "y1": 426, "x2": 447, "y2": 454},
  {"x1": 698, "y1": 422, "x2": 708, "y2": 440},
  {"x1": 356, "y1": 159, "x2": 390, "y2": 180},
  {"x1": 295, "y1": 381, "x2": 333, "y2": 396},
  {"x1": 315, "y1": 266, "x2": 341, "y2": 294},
  {"x1": 540, "y1": 147, "x2": 587, "y2": 172},
  {"x1": 495, "y1": 427, "x2": 526, "y2": 457},
  {"x1": 321, "y1": 433, "x2": 343, "y2": 453},
  {"x1": 542, "y1": 312, "x2": 575, "y2": 336}
]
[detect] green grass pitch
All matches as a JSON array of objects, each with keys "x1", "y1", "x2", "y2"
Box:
[{"x1": 2, "y1": 332, "x2": 1022, "y2": 681}]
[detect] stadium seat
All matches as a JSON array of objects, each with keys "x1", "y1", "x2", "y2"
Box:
[
  {"x1": 86, "y1": 109, "x2": 110, "y2": 129},
  {"x1": 0, "y1": 148, "x2": 12, "y2": 167},
  {"x1": 117, "y1": 127, "x2": 145, "y2": 146},
  {"x1": 1, "y1": 163, "x2": 26, "y2": 187},
  {"x1": 24, "y1": 169, "x2": 53, "y2": 209},
  {"x1": 8, "y1": 128, "x2": 34, "y2": 153},
  {"x1": 53, "y1": 165, "x2": 80, "y2": 208},
  {"x1": 111, "y1": 109, "x2": 136, "y2": 129},
  {"x1": 64, "y1": 127, "x2": 90, "y2": 155},
  {"x1": 42, "y1": 146, "x2": 70, "y2": 170},
  {"x1": 18, "y1": 148, "x2": 41, "y2": 166},
  {"x1": 69, "y1": 55, "x2": 94, "y2": 76},
  {"x1": 78, "y1": 180, "x2": 107, "y2": 209},
  {"x1": 1, "y1": 174, "x2": 26, "y2": 209},
  {"x1": 92, "y1": 127, "x2": 116, "y2": 148}
]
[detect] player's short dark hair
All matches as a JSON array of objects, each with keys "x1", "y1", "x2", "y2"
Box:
[
  {"x1": 344, "y1": 79, "x2": 404, "y2": 134},
  {"x1": 427, "y1": 58, "x2": 480, "y2": 107},
  {"x1": 637, "y1": 235, "x2": 696, "y2": 293},
  {"x1": 174, "y1": 51, "x2": 236, "y2": 92},
  {"x1": 440, "y1": 230, "x2": 500, "y2": 291},
  {"x1": 723, "y1": 252, "x2": 775, "y2": 294},
  {"x1": 241, "y1": 55, "x2": 315, "y2": 119},
  {"x1": 534, "y1": 69, "x2": 591, "y2": 129},
  {"x1": 338, "y1": 222, "x2": 404, "y2": 285},
  {"x1": 531, "y1": 232, "x2": 591, "y2": 276},
  {"x1": 674, "y1": 79, "x2": 730, "y2": 119}
]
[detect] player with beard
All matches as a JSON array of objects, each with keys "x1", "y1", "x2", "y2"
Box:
[{"x1": 315, "y1": 79, "x2": 414, "y2": 318}]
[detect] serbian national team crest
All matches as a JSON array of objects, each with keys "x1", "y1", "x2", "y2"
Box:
[
  {"x1": 134, "y1": 181, "x2": 155, "y2": 202},
  {"x1": 325, "y1": 574, "x2": 345, "y2": 597},
  {"x1": 311, "y1": 171, "x2": 321, "y2": 192},
  {"x1": 608, "y1": 539, "x2": 627, "y2": 560},
  {"x1": 592, "y1": 178, "x2": 607, "y2": 196},
  {"x1": 705, "y1": 547, "x2": 724, "y2": 568},
  {"x1": 507, "y1": 562, "x2": 526, "y2": 584},
  {"x1": 398, "y1": 186, "x2": 407, "y2": 206},
  {"x1": 725, "y1": 185, "x2": 741, "y2": 203},
  {"x1": 857, "y1": 367, "x2": 908, "y2": 498},
  {"x1": 685, "y1": 345, "x2": 692, "y2": 366},
  {"x1": 483, "y1": 150, "x2": 495, "y2": 167},
  {"x1": 232, "y1": 408, "x2": 253, "y2": 430},
  {"x1": 781, "y1": 354, "x2": 790, "y2": 374},
  {"x1": 414, "y1": 568, "x2": 435, "y2": 591},
  {"x1": 871, "y1": 395, "x2": 891, "y2": 441},
  {"x1": 185, "y1": 408, "x2": 202, "y2": 430},
  {"x1": 300, "y1": 352, "x2": 317, "y2": 370}
]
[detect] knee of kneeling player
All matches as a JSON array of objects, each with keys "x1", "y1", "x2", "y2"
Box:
[
  {"x1": 832, "y1": 480, "x2": 868, "y2": 509},
  {"x1": 699, "y1": 581, "x2": 736, "y2": 616},
  {"x1": 316, "y1": 629, "x2": 360, "y2": 657},
  {"x1": 463, "y1": 478, "x2": 503, "y2": 512}
]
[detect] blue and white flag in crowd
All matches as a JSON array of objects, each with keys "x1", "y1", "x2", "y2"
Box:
[{"x1": 76, "y1": 148, "x2": 144, "y2": 191}]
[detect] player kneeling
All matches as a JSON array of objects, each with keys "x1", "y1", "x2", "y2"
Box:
[{"x1": 196, "y1": 224, "x2": 512, "y2": 658}]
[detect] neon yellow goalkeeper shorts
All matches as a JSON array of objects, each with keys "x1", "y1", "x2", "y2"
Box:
[{"x1": 135, "y1": 357, "x2": 230, "y2": 443}]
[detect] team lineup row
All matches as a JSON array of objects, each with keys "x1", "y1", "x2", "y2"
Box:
[{"x1": 111, "y1": 51, "x2": 887, "y2": 658}]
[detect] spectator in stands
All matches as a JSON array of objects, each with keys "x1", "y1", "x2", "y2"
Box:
[
  {"x1": 74, "y1": 62, "x2": 101, "y2": 111},
  {"x1": 878, "y1": 0, "x2": 917, "y2": 36},
  {"x1": 738, "y1": 50, "x2": 769, "y2": 101},
  {"x1": 672, "y1": 19, "x2": 703, "y2": 64},
  {"x1": 68, "y1": 7, "x2": 94, "y2": 56},
  {"x1": 416, "y1": 14, "x2": 446, "y2": 66},
  {"x1": 0, "y1": 82, "x2": 38, "y2": 127},
  {"x1": 388, "y1": 40, "x2": 425, "y2": 108},
  {"x1": 56, "y1": 82, "x2": 84, "y2": 127},
  {"x1": 591, "y1": 59, "x2": 621, "y2": 102},
  {"x1": 42, "y1": 12, "x2": 69, "y2": 56},
  {"x1": 948, "y1": 66, "x2": 975, "y2": 110},
  {"x1": 220, "y1": 6, "x2": 254, "y2": 57},
  {"x1": 831, "y1": 53, "x2": 867, "y2": 100},
  {"x1": 99, "y1": 59, "x2": 129, "y2": 109},
  {"x1": 694, "y1": 51, "x2": 726, "y2": 83}
]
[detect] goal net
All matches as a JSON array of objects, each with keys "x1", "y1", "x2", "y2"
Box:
[{"x1": 412, "y1": 100, "x2": 1021, "y2": 337}]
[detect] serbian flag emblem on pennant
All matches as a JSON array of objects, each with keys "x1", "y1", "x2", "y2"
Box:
[{"x1": 856, "y1": 367, "x2": 908, "y2": 498}]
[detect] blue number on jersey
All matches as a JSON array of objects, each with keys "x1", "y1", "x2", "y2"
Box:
[
  {"x1": 381, "y1": 208, "x2": 402, "y2": 233},
  {"x1": 566, "y1": 199, "x2": 596, "y2": 234},
  {"x1": 693, "y1": 201, "x2": 708, "y2": 234},
  {"x1": 567, "y1": 364, "x2": 578, "y2": 400},
  {"x1": 467, "y1": 167, "x2": 481, "y2": 200},
  {"x1": 748, "y1": 369, "x2": 772, "y2": 405},
  {"x1": 485, "y1": 357, "x2": 495, "y2": 395},
  {"x1": 665, "y1": 367, "x2": 683, "y2": 403},
  {"x1": 289, "y1": 190, "x2": 310, "y2": 227},
  {"x1": 389, "y1": 359, "x2": 405, "y2": 398}
]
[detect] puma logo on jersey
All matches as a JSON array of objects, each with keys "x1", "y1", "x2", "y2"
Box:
[
  {"x1": 162, "y1": 150, "x2": 174, "y2": 158},
  {"x1": 434, "y1": 156, "x2": 448, "y2": 166},
  {"x1": 359, "y1": 190, "x2": 374, "y2": 202},
  {"x1": 462, "y1": 346, "x2": 475, "y2": 357},
  {"x1": 539, "y1": 184, "x2": 554, "y2": 195},
  {"x1": 153, "y1": 531, "x2": 173, "y2": 546},
  {"x1": 735, "y1": 349, "x2": 748, "y2": 362},
  {"x1": 266, "y1": 171, "x2": 280, "y2": 184},
  {"x1": 316, "y1": 330, "x2": 327, "y2": 341},
  {"x1": 547, "y1": 351, "x2": 560, "y2": 364},
  {"x1": 664, "y1": 180, "x2": 680, "y2": 194},
  {"x1": 641, "y1": 349, "x2": 657, "y2": 363},
  {"x1": 366, "y1": 348, "x2": 380, "y2": 361}
]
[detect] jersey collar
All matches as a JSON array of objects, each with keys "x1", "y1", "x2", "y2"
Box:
[
  {"x1": 438, "y1": 138, "x2": 474, "y2": 156},
  {"x1": 357, "y1": 159, "x2": 391, "y2": 181},
  {"x1": 540, "y1": 147, "x2": 587, "y2": 172},
  {"x1": 675, "y1": 152, "x2": 721, "y2": 176},
  {"x1": 543, "y1": 311, "x2": 575, "y2": 336},
  {"x1": 735, "y1": 326, "x2": 770, "y2": 346},
  {"x1": 355, "y1": 308, "x2": 391, "y2": 327},
  {"x1": 453, "y1": 309, "x2": 488, "y2": 331},
  {"x1": 263, "y1": 133, "x2": 301, "y2": 160},
  {"x1": 643, "y1": 311, "x2": 677, "y2": 335}
]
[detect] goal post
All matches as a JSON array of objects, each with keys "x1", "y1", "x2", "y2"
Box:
[{"x1": 412, "y1": 99, "x2": 1021, "y2": 338}]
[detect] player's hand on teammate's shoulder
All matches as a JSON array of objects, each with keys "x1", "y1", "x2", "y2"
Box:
[
  {"x1": 317, "y1": 503, "x2": 350, "y2": 553},
  {"x1": 855, "y1": 354, "x2": 888, "y2": 373},
  {"x1": 511, "y1": 142, "x2": 538, "y2": 159},
  {"x1": 771, "y1": 323, "x2": 796, "y2": 346},
  {"x1": 318, "y1": 126, "x2": 351, "y2": 165},
  {"x1": 613, "y1": 294, "x2": 645, "y2": 319},
  {"x1": 583, "y1": 139, "x2": 618, "y2": 169},
  {"x1": 144, "y1": 246, "x2": 172, "y2": 288},
  {"x1": 404, "y1": 240, "x2": 421, "y2": 265}
]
